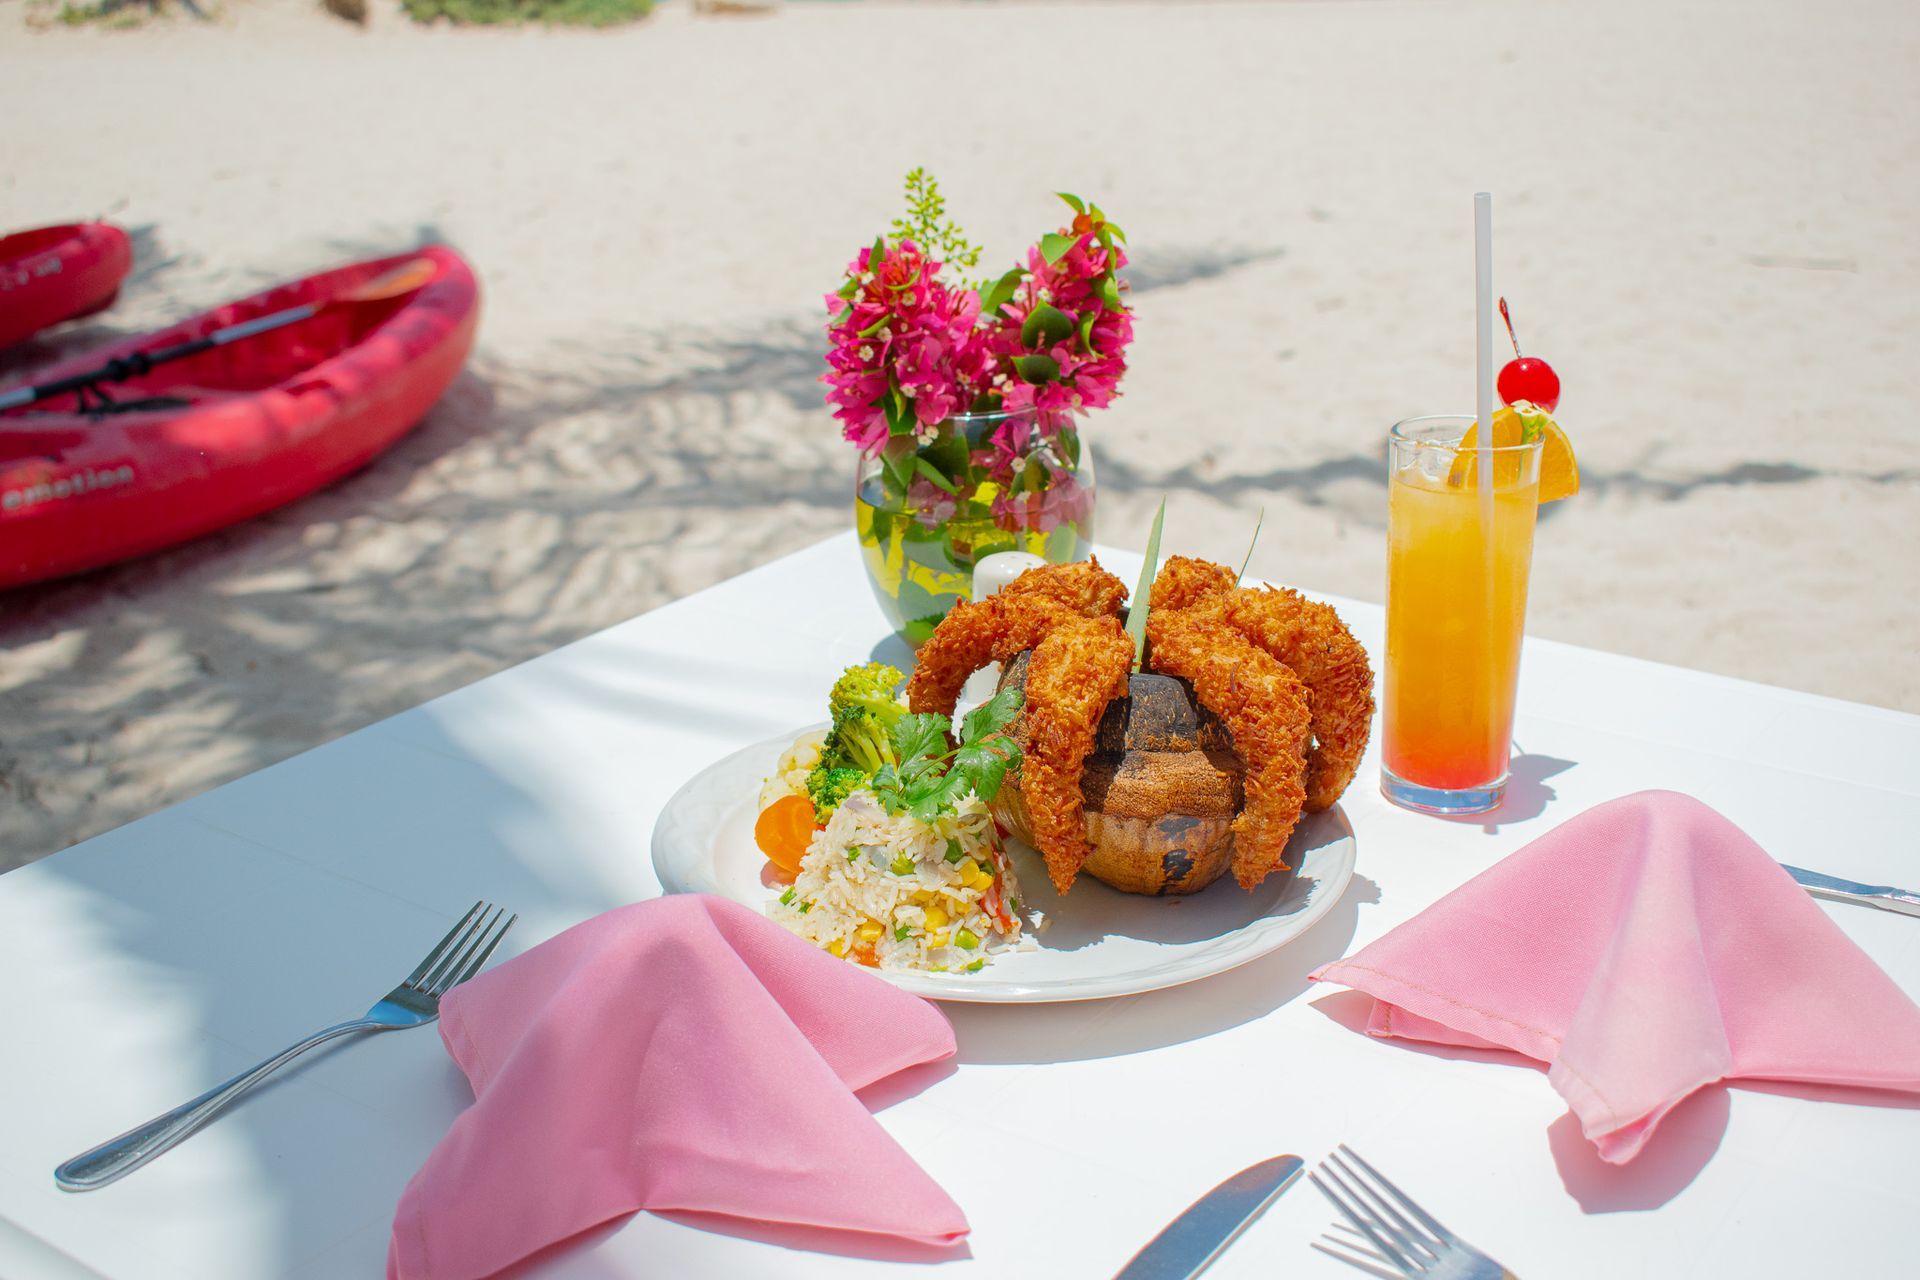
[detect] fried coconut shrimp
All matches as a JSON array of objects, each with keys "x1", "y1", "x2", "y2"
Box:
[
  {"x1": 1018, "y1": 614, "x2": 1135, "y2": 893},
  {"x1": 1149, "y1": 554, "x2": 1237, "y2": 615},
  {"x1": 1146, "y1": 610, "x2": 1312, "y2": 889},
  {"x1": 904, "y1": 554, "x2": 1371, "y2": 895},
  {"x1": 904, "y1": 593, "x2": 1078, "y2": 719},
  {"x1": 997, "y1": 556, "x2": 1131, "y2": 619},
  {"x1": 1153, "y1": 556, "x2": 1374, "y2": 813},
  {"x1": 904, "y1": 594, "x2": 1132, "y2": 893}
]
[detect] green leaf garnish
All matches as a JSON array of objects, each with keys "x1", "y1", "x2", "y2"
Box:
[
  {"x1": 1237, "y1": 507, "x2": 1264, "y2": 584},
  {"x1": 867, "y1": 689, "x2": 1026, "y2": 821},
  {"x1": 960, "y1": 685, "x2": 1022, "y2": 742},
  {"x1": 1126, "y1": 497, "x2": 1167, "y2": 672},
  {"x1": 889, "y1": 713, "x2": 949, "y2": 768}
]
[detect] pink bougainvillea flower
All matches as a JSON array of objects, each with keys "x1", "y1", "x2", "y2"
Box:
[
  {"x1": 822, "y1": 197, "x2": 1134, "y2": 473},
  {"x1": 822, "y1": 239, "x2": 992, "y2": 455}
]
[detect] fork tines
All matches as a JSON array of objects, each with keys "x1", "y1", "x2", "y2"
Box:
[
  {"x1": 405, "y1": 901, "x2": 517, "y2": 998},
  {"x1": 1309, "y1": 1145, "x2": 1502, "y2": 1278}
]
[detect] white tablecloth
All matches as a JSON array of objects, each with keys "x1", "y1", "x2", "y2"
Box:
[{"x1": 3, "y1": 533, "x2": 1917, "y2": 1278}]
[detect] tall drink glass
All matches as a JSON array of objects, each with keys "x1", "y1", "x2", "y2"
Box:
[{"x1": 1382, "y1": 416, "x2": 1543, "y2": 814}]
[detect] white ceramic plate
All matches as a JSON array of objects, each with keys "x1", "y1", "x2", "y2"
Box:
[{"x1": 651, "y1": 727, "x2": 1357, "y2": 1003}]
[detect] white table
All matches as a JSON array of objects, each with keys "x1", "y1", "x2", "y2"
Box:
[{"x1": 3, "y1": 533, "x2": 1917, "y2": 1279}]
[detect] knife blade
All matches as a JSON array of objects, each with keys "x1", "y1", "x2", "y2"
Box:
[
  {"x1": 1782, "y1": 864, "x2": 1920, "y2": 919},
  {"x1": 1112, "y1": 1154, "x2": 1304, "y2": 1280}
]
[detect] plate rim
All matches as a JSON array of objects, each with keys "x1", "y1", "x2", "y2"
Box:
[{"x1": 651, "y1": 726, "x2": 1357, "y2": 1003}]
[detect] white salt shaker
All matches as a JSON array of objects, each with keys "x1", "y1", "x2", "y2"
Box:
[
  {"x1": 960, "y1": 552, "x2": 1048, "y2": 707},
  {"x1": 970, "y1": 550, "x2": 1047, "y2": 602}
]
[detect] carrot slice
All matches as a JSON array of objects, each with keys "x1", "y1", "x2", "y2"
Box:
[{"x1": 754, "y1": 793, "x2": 818, "y2": 877}]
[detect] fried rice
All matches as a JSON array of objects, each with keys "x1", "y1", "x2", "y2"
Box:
[{"x1": 767, "y1": 789, "x2": 1026, "y2": 972}]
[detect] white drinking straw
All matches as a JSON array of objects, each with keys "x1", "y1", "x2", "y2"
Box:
[
  {"x1": 1475, "y1": 193, "x2": 1498, "y2": 779},
  {"x1": 1474, "y1": 193, "x2": 1494, "y2": 493}
]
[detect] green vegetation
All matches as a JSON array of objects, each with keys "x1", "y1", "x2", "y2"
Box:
[
  {"x1": 400, "y1": 0, "x2": 653, "y2": 26},
  {"x1": 890, "y1": 169, "x2": 983, "y2": 287},
  {"x1": 49, "y1": 0, "x2": 205, "y2": 28},
  {"x1": 804, "y1": 662, "x2": 911, "y2": 820},
  {"x1": 867, "y1": 685, "x2": 1024, "y2": 823}
]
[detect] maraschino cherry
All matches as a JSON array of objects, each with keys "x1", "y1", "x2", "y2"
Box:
[{"x1": 1496, "y1": 297, "x2": 1560, "y2": 412}]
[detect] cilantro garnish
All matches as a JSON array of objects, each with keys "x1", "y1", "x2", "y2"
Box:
[{"x1": 868, "y1": 687, "x2": 1024, "y2": 822}]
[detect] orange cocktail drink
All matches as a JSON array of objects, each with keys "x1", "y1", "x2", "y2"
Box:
[{"x1": 1382, "y1": 415, "x2": 1543, "y2": 814}]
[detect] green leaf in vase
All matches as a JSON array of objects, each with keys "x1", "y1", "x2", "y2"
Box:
[
  {"x1": 913, "y1": 456, "x2": 959, "y2": 494},
  {"x1": 1098, "y1": 274, "x2": 1125, "y2": 312},
  {"x1": 1057, "y1": 192, "x2": 1087, "y2": 214},
  {"x1": 921, "y1": 430, "x2": 971, "y2": 480},
  {"x1": 880, "y1": 447, "x2": 914, "y2": 493},
  {"x1": 1012, "y1": 354, "x2": 1060, "y2": 384},
  {"x1": 1077, "y1": 308, "x2": 1099, "y2": 355},
  {"x1": 1021, "y1": 301, "x2": 1076, "y2": 349}
]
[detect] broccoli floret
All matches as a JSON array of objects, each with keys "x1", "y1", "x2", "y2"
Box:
[
  {"x1": 829, "y1": 662, "x2": 908, "y2": 730},
  {"x1": 805, "y1": 766, "x2": 866, "y2": 823},
  {"x1": 821, "y1": 707, "x2": 892, "y2": 775},
  {"x1": 801, "y1": 663, "x2": 911, "y2": 821}
]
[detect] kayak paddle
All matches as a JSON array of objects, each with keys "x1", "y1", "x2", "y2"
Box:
[{"x1": 0, "y1": 256, "x2": 438, "y2": 414}]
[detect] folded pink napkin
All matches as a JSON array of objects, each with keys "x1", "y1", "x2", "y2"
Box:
[
  {"x1": 388, "y1": 895, "x2": 967, "y2": 1280},
  {"x1": 1311, "y1": 790, "x2": 1920, "y2": 1163}
]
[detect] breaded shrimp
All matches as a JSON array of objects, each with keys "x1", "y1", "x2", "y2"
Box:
[
  {"x1": 1216, "y1": 587, "x2": 1374, "y2": 812},
  {"x1": 1154, "y1": 555, "x2": 1373, "y2": 812},
  {"x1": 904, "y1": 594, "x2": 1075, "y2": 718},
  {"x1": 998, "y1": 556, "x2": 1130, "y2": 618},
  {"x1": 1150, "y1": 555, "x2": 1236, "y2": 614},
  {"x1": 1146, "y1": 610, "x2": 1311, "y2": 889},
  {"x1": 1019, "y1": 614, "x2": 1135, "y2": 894}
]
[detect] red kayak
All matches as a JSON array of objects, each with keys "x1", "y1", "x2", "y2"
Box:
[
  {"x1": 0, "y1": 223, "x2": 133, "y2": 349},
  {"x1": 0, "y1": 245, "x2": 479, "y2": 589}
]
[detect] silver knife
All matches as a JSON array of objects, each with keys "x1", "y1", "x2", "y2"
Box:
[
  {"x1": 1113, "y1": 1154, "x2": 1304, "y2": 1280},
  {"x1": 1783, "y1": 864, "x2": 1920, "y2": 918}
]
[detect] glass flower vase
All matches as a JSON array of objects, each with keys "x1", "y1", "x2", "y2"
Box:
[{"x1": 854, "y1": 407, "x2": 1097, "y2": 646}]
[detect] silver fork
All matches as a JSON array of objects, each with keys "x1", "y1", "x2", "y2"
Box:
[
  {"x1": 1309, "y1": 1145, "x2": 1516, "y2": 1279},
  {"x1": 55, "y1": 901, "x2": 515, "y2": 1192}
]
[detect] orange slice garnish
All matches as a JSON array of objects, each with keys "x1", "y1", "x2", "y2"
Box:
[{"x1": 1446, "y1": 402, "x2": 1580, "y2": 502}]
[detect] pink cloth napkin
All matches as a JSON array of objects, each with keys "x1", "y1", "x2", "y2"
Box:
[
  {"x1": 388, "y1": 894, "x2": 968, "y2": 1280},
  {"x1": 1310, "y1": 790, "x2": 1920, "y2": 1163}
]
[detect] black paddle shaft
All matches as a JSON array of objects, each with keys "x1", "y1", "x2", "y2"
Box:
[{"x1": 0, "y1": 303, "x2": 318, "y2": 413}]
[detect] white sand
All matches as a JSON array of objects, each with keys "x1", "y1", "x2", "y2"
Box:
[{"x1": 2, "y1": 0, "x2": 1916, "y2": 868}]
